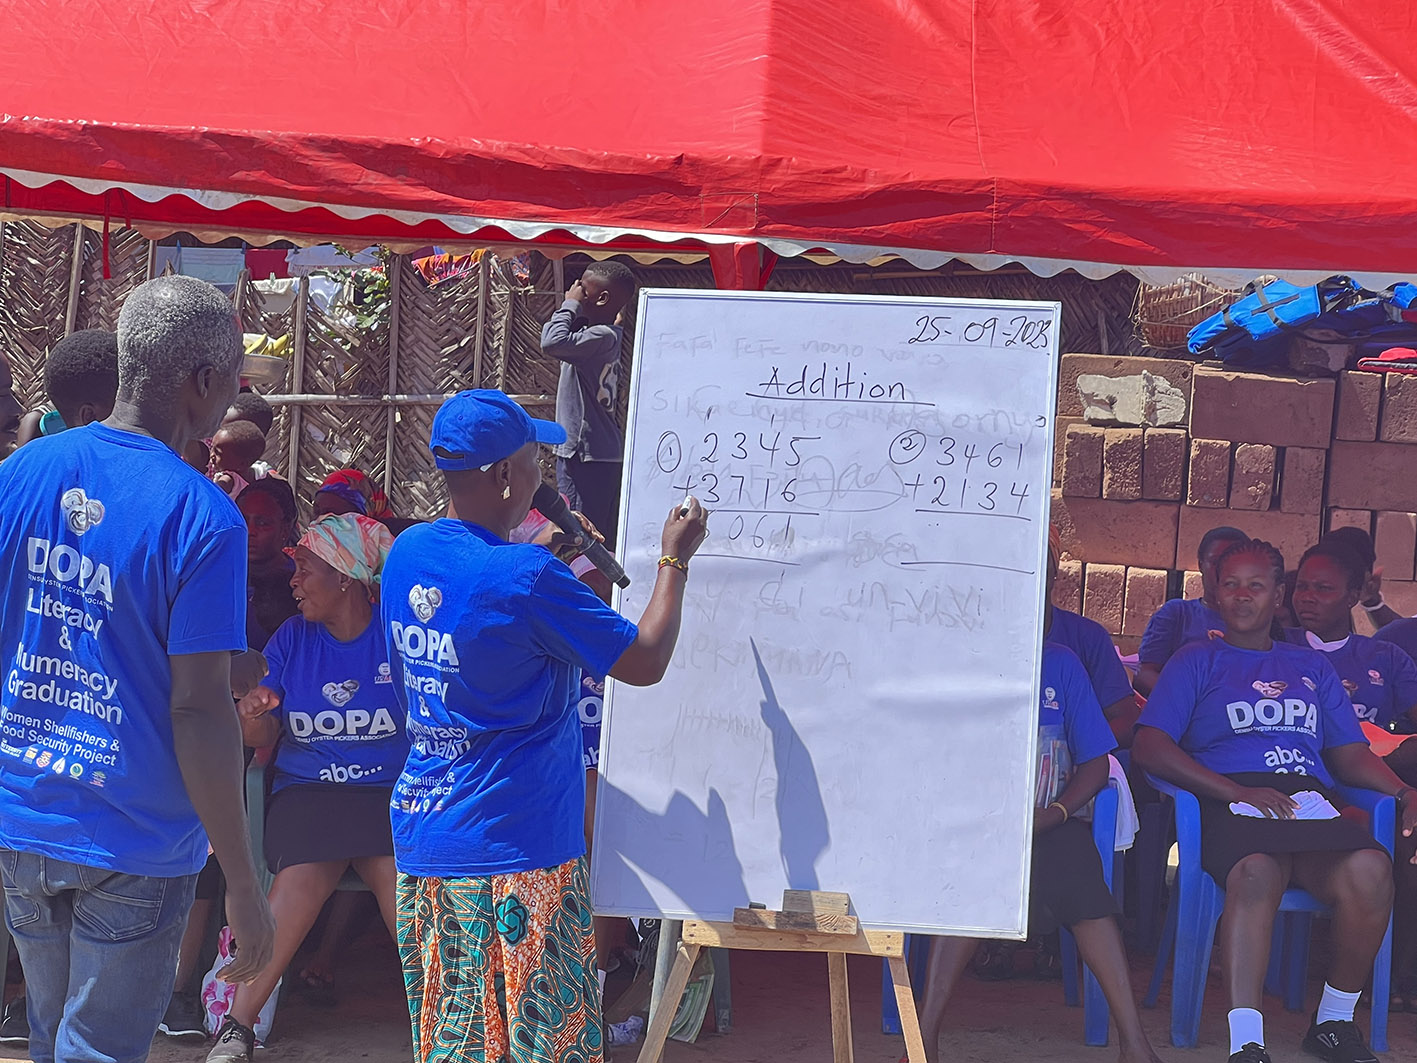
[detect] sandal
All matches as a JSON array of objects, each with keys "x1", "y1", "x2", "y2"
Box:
[
  {"x1": 970, "y1": 941, "x2": 1017, "y2": 981},
  {"x1": 294, "y1": 970, "x2": 338, "y2": 1008},
  {"x1": 1032, "y1": 934, "x2": 1063, "y2": 980},
  {"x1": 1390, "y1": 974, "x2": 1417, "y2": 1014}
]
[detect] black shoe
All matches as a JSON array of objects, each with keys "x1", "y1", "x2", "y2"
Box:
[
  {"x1": 1230, "y1": 1044, "x2": 1272, "y2": 1063},
  {"x1": 158, "y1": 990, "x2": 206, "y2": 1041},
  {"x1": 0, "y1": 997, "x2": 28, "y2": 1046},
  {"x1": 206, "y1": 1016, "x2": 256, "y2": 1063},
  {"x1": 1302, "y1": 1018, "x2": 1379, "y2": 1063}
]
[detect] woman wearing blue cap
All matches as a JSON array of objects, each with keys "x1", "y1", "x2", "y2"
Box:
[{"x1": 381, "y1": 389, "x2": 708, "y2": 1063}]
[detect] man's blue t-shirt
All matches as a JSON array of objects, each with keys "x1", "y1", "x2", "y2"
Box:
[
  {"x1": 0, "y1": 424, "x2": 247, "y2": 877},
  {"x1": 1040, "y1": 643, "x2": 1118, "y2": 766},
  {"x1": 1047, "y1": 606, "x2": 1134, "y2": 711},
  {"x1": 1282, "y1": 629, "x2": 1417, "y2": 729},
  {"x1": 381, "y1": 520, "x2": 638, "y2": 878},
  {"x1": 1139, "y1": 598, "x2": 1225, "y2": 667},
  {"x1": 262, "y1": 616, "x2": 408, "y2": 793},
  {"x1": 1374, "y1": 618, "x2": 1417, "y2": 673},
  {"x1": 1139, "y1": 638, "x2": 1366, "y2": 786}
]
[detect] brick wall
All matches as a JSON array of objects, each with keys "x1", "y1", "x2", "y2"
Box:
[{"x1": 1051, "y1": 357, "x2": 1417, "y2": 647}]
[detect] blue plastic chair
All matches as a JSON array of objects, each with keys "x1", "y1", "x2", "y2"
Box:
[
  {"x1": 882, "y1": 781, "x2": 1121, "y2": 1045},
  {"x1": 1141, "y1": 778, "x2": 1393, "y2": 1051}
]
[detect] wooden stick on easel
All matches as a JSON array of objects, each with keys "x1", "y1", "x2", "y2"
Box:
[{"x1": 636, "y1": 890, "x2": 927, "y2": 1063}]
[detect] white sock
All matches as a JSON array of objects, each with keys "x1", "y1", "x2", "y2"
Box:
[
  {"x1": 1315, "y1": 983, "x2": 1361, "y2": 1025},
  {"x1": 1228, "y1": 1008, "x2": 1264, "y2": 1053}
]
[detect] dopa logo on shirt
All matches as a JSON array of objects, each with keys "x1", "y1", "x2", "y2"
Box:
[
  {"x1": 60, "y1": 488, "x2": 105, "y2": 535},
  {"x1": 1043, "y1": 686, "x2": 1059, "y2": 710},
  {"x1": 322, "y1": 679, "x2": 359, "y2": 707},
  {"x1": 1370, "y1": 669, "x2": 1385, "y2": 686},
  {"x1": 408, "y1": 585, "x2": 443, "y2": 622},
  {"x1": 1227, "y1": 676, "x2": 1318, "y2": 734}
]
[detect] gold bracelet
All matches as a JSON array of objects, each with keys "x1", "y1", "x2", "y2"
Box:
[
  {"x1": 658, "y1": 555, "x2": 689, "y2": 574},
  {"x1": 1048, "y1": 800, "x2": 1069, "y2": 822}
]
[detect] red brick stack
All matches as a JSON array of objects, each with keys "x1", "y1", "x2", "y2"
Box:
[
  {"x1": 1328, "y1": 370, "x2": 1417, "y2": 615},
  {"x1": 1051, "y1": 358, "x2": 1334, "y2": 651}
]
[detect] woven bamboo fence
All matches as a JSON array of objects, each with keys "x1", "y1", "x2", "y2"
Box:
[{"x1": 0, "y1": 220, "x2": 1140, "y2": 519}]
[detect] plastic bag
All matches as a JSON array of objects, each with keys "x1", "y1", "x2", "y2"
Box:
[{"x1": 200, "y1": 925, "x2": 280, "y2": 1043}]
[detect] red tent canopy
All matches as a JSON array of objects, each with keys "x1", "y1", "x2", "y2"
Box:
[{"x1": 4, "y1": 0, "x2": 1416, "y2": 281}]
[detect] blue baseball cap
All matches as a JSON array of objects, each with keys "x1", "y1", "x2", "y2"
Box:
[{"x1": 429, "y1": 389, "x2": 566, "y2": 470}]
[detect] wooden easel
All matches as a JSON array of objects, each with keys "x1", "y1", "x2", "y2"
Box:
[{"x1": 636, "y1": 890, "x2": 927, "y2": 1063}]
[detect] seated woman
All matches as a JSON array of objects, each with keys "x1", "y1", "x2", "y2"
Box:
[
  {"x1": 918, "y1": 643, "x2": 1162, "y2": 1063},
  {"x1": 1288, "y1": 540, "x2": 1417, "y2": 1012},
  {"x1": 1135, "y1": 538, "x2": 1417, "y2": 1063},
  {"x1": 206, "y1": 514, "x2": 408, "y2": 1063},
  {"x1": 1134, "y1": 525, "x2": 1248, "y2": 696}
]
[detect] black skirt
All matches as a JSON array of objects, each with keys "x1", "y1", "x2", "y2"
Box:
[
  {"x1": 1198, "y1": 771, "x2": 1384, "y2": 883},
  {"x1": 264, "y1": 783, "x2": 395, "y2": 874},
  {"x1": 1028, "y1": 817, "x2": 1119, "y2": 934}
]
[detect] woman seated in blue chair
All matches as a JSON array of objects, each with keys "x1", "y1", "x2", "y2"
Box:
[
  {"x1": 1286, "y1": 539, "x2": 1417, "y2": 1015},
  {"x1": 205, "y1": 514, "x2": 410, "y2": 1063},
  {"x1": 1135, "y1": 538, "x2": 1417, "y2": 1063},
  {"x1": 918, "y1": 643, "x2": 1163, "y2": 1063}
]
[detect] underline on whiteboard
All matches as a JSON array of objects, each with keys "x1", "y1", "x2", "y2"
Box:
[
  {"x1": 708, "y1": 508, "x2": 820, "y2": 516},
  {"x1": 694, "y1": 553, "x2": 801, "y2": 566},
  {"x1": 742, "y1": 392, "x2": 936, "y2": 407},
  {"x1": 899, "y1": 560, "x2": 1036, "y2": 575},
  {"x1": 913, "y1": 508, "x2": 1032, "y2": 521}
]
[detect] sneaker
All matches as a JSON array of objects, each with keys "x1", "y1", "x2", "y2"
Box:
[
  {"x1": 206, "y1": 1017, "x2": 256, "y2": 1063},
  {"x1": 1230, "y1": 1044, "x2": 1272, "y2": 1063},
  {"x1": 158, "y1": 991, "x2": 206, "y2": 1041},
  {"x1": 607, "y1": 1015, "x2": 645, "y2": 1046},
  {"x1": 1302, "y1": 1018, "x2": 1379, "y2": 1063},
  {"x1": 0, "y1": 997, "x2": 28, "y2": 1046}
]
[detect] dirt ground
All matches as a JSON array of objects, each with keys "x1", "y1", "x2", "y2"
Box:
[{"x1": 2, "y1": 930, "x2": 1416, "y2": 1063}]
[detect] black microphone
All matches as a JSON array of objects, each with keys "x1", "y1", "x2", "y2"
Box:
[{"x1": 532, "y1": 483, "x2": 630, "y2": 589}]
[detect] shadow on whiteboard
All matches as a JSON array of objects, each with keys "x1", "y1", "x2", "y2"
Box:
[
  {"x1": 593, "y1": 782, "x2": 753, "y2": 916},
  {"x1": 592, "y1": 639, "x2": 831, "y2": 919},
  {"x1": 751, "y1": 637, "x2": 829, "y2": 891}
]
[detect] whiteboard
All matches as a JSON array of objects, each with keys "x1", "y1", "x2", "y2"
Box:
[{"x1": 592, "y1": 290, "x2": 1060, "y2": 936}]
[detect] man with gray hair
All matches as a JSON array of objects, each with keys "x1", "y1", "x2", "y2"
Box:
[{"x1": 0, "y1": 274, "x2": 275, "y2": 1063}]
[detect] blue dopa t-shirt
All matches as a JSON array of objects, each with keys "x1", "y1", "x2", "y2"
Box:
[
  {"x1": 0, "y1": 424, "x2": 247, "y2": 877},
  {"x1": 1041, "y1": 643, "x2": 1118, "y2": 767},
  {"x1": 381, "y1": 520, "x2": 638, "y2": 877},
  {"x1": 1374, "y1": 618, "x2": 1417, "y2": 674},
  {"x1": 1139, "y1": 638, "x2": 1366, "y2": 786},
  {"x1": 1282, "y1": 629, "x2": 1417, "y2": 729},
  {"x1": 262, "y1": 616, "x2": 408, "y2": 793},
  {"x1": 1047, "y1": 606, "x2": 1135, "y2": 711},
  {"x1": 1139, "y1": 597, "x2": 1225, "y2": 668}
]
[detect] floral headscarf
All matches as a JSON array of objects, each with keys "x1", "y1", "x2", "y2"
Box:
[{"x1": 295, "y1": 514, "x2": 393, "y2": 593}]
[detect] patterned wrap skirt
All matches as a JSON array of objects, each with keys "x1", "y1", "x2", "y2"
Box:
[{"x1": 397, "y1": 856, "x2": 602, "y2": 1063}]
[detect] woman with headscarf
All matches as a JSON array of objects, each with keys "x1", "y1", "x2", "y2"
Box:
[{"x1": 205, "y1": 515, "x2": 409, "y2": 1063}]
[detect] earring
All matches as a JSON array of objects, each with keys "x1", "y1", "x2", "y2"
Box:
[{"x1": 502, "y1": 484, "x2": 511, "y2": 500}]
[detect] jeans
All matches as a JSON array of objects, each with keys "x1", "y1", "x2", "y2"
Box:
[{"x1": 0, "y1": 849, "x2": 198, "y2": 1063}]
